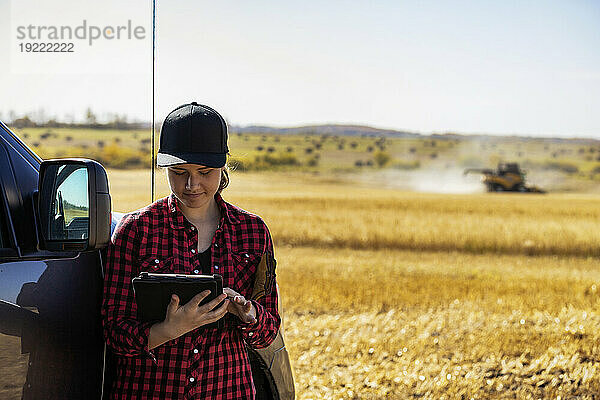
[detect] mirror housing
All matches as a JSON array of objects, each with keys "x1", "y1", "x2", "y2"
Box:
[{"x1": 38, "y1": 159, "x2": 111, "y2": 251}]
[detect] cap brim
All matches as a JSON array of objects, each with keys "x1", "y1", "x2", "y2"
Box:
[{"x1": 156, "y1": 152, "x2": 226, "y2": 168}]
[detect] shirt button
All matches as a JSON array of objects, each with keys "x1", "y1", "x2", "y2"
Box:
[
  {"x1": 214, "y1": 265, "x2": 219, "y2": 270},
  {"x1": 189, "y1": 377, "x2": 195, "y2": 383},
  {"x1": 248, "y1": 332, "x2": 253, "y2": 337},
  {"x1": 191, "y1": 226, "x2": 195, "y2": 230},
  {"x1": 193, "y1": 269, "x2": 199, "y2": 274},
  {"x1": 193, "y1": 348, "x2": 199, "y2": 354},
  {"x1": 154, "y1": 259, "x2": 160, "y2": 264},
  {"x1": 191, "y1": 249, "x2": 196, "y2": 254},
  {"x1": 214, "y1": 243, "x2": 218, "y2": 248},
  {"x1": 244, "y1": 253, "x2": 249, "y2": 258}
]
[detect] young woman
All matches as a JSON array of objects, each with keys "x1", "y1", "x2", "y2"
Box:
[{"x1": 101, "y1": 103, "x2": 280, "y2": 399}]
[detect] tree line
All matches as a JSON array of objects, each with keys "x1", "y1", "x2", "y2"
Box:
[{"x1": 2, "y1": 108, "x2": 150, "y2": 130}]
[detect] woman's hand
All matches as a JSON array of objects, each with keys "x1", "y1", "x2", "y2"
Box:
[
  {"x1": 149, "y1": 291, "x2": 229, "y2": 349},
  {"x1": 223, "y1": 287, "x2": 256, "y2": 324}
]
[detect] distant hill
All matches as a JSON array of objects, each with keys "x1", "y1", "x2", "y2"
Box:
[
  {"x1": 231, "y1": 124, "x2": 599, "y2": 144},
  {"x1": 7, "y1": 116, "x2": 597, "y2": 143},
  {"x1": 230, "y1": 124, "x2": 421, "y2": 138},
  {"x1": 430, "y1": 132, "x2": 599, "y2": 145}
]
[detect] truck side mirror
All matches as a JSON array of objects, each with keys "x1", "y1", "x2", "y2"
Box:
[{"x1": 38, "y1": 159, "x2": 111, "y2": 251}]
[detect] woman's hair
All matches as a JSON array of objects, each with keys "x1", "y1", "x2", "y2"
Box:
[{"x1": 218, "y1": 164, "x2": 229, "y2": 194}]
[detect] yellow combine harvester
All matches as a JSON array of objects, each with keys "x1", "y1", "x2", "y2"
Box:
[{"x1": 464, "y1": 163, "x2": 546, "y2": 193}]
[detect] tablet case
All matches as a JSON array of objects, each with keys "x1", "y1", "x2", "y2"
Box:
[{"x1": 132, "y1": 272, "x2": 224, "y2": 329}]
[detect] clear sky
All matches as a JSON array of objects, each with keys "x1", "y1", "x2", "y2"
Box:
[{"x1": 1, "y1": 0, "x2": 599, "y2": 138}]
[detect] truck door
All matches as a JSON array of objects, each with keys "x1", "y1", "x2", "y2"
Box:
[{"x1": 0, "y1": 131, "x2": 106, "y2": 399}]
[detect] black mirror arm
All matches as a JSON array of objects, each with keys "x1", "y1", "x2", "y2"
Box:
[{"x1": 30, "y1": 191, "x2": 42, "y2": 252}]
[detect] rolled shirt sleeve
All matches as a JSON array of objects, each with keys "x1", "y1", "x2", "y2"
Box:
[{"x1": 239, "y1": 224, "x2": 280, "y2": 349}]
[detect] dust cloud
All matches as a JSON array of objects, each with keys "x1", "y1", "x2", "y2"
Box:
[
  {"x1": 405, "y1": 168, "x2": 484, "y2": 194},
  {"x1": 354, "y1": 168, "x2": 485, "y2": 194}
]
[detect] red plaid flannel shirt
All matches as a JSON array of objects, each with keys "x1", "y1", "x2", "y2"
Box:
[{"x1": 102, "y1": 193, "x2": 280, "y2": 399}]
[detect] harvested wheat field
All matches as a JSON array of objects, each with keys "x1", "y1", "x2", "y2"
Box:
[{"x1": 108, "y1": 169, "x2": 600, "y2": 399}]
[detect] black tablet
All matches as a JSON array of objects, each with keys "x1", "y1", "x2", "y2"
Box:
[{"x1": 132, "y1": 272, "x2": 224, "y2": 329}]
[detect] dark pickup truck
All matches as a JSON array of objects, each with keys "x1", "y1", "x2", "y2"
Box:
[{"x1": 0, "y1": 121, "x2": 294, "y2": 399}]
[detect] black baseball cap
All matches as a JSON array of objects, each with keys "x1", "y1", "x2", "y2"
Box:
[{"x1": 157, "y1": 102, "x2": 229, "y2": 168}]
